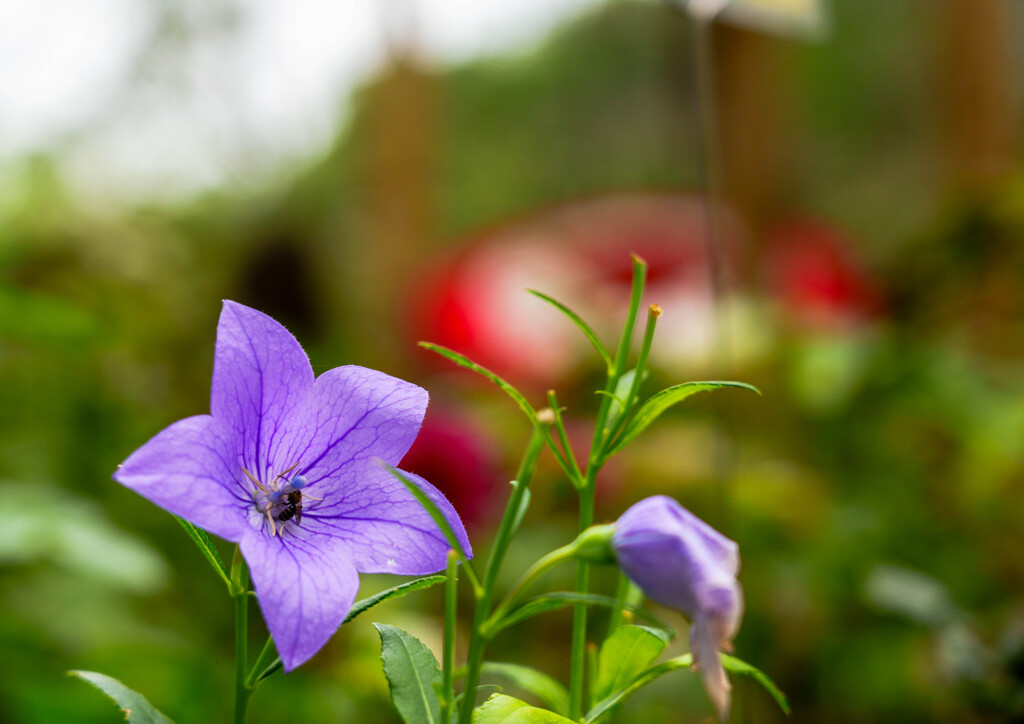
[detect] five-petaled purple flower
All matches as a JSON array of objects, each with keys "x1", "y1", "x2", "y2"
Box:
[
  {"x1": 612, "y1": 495, "x2": 742, "y2": 720},
  {"x1": 114, "y1": 301, "x2": 471, "y2": 671}
]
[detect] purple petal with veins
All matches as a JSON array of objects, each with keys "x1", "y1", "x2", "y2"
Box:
[{"x1": 114, "y1": 301, "x2": 471, "y2": 671}]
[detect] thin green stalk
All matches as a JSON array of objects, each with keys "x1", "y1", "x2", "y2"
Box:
[
  {"x1": 569, "y1": 257, "x2": 647, "y2": 720},
  {"x1": 606, "y1": 572, "x2": 632, "y2": 639},
  {"x1": 547, "y1": 390, "x2": 584, "y2": 486},
  {"x1": 568, "y1": 487, "x2": 594, "y2": 720},
  {"x1": 231, "y1": 550, "x2": 251, "y2": 724},
  {"x1": 485, "y1": 542, "x2": 580, "y2": 630},
  {"x1": 604, "y1": 304, "x2": 661, "y2": 454},
  {"x1": 459, "y1": 428, "x2": 546, "y2": 724},
  {"x1": 442, "y1": 550, "x2": 459, "y2": 724}
]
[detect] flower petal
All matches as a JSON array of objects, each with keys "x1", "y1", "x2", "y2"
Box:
[
  {"x1": 691, "y1": 615, "x2": 732, "y2": 721},
  {"x1": 305, "y1": 467, "x2": 471, "y2": 575},
  {"x1": 242, "y1": 530, "x2": 359, "y2": 671},
  {"x1": 613, "y1": 496, "x2": 739, "y2": 621},
  {"x1": 286, "y1": 366, "x2": 428, "y2": 488},
  {"x1": 211, "y1": 301, "x2": 314, "y2": 483},
  {"x1": 114, "y1": 415, "x2": 248, "y2": 541}
]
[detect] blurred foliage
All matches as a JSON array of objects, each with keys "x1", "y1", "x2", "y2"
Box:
[{"x1": 2, "y1": 1, "x2": 1024, "y2": 722}]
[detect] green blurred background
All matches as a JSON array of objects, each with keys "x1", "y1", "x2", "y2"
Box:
[{"x1": 3, "y1": 0, "x2": 1024, "y2": 721}]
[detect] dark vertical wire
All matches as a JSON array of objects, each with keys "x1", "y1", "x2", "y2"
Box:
[{"x1": 676, "y1": 0, "x2": 736, "y2": 521}]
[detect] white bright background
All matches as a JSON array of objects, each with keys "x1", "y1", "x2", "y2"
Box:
[{"x1": 0, "y1": 0, "x2": 600, "y2": 200}]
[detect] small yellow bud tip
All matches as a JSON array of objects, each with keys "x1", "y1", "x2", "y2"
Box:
[
  {"x1": 649, "y1": 304, "x2": 662, "y2": 318},
  {"x1": 536, "y1": 408, "x2": 557, "y2": 425},
  {"x1": 630, "y1": 253, "x2": 648, "y2": 267}
]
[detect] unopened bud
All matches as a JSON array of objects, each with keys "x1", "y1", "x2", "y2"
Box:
[{"x1": 536, "y1": 408, "x2": 557, "y2": 426}]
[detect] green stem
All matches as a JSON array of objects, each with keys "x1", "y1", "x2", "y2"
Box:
[
  {"x1": 458, "y1": 428, "x2": 546, "y2": 724},
  {"x1": 442, "y1": 550, "x2": 459, "y2": 724},
  {"x1": 604, "y1": 304, "x2": 661, "y2": 454},
  {"x1": 568, "y1": 487, "x2": 594, "y2": 720},
  {"x1": 569, "y1": 256, "x2": 647, "y2": 720},
  {"x1": 484, "y1": 542, "x2": 580, "y2": 631},
  {"x1": 231, "y1": 551, "x2": 251, "y2": 724},
  {"x1": 548, "y1": 390, "x2": 584, "y2": 486},
  {"x1": 245, "y1": 636, "x2": 278, "y2": 688}
]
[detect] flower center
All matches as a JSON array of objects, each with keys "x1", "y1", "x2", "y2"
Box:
[{"x1": 242, "y1": 465, "x2": 320, "y2": 536}]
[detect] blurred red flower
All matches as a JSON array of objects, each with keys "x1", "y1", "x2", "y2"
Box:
[{"x1": 764, "y1": 220, "x2": 881, "y2": 330}]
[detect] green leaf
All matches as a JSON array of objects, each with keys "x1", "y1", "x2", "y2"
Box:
[
  {"x1": 720, "y1": 653, "x2": 790, "y2": 715},
  {"x1": 605, "y1": 368, "x2": 645, "y2": 428},
  {"x1": 527, "y1": 290, "x2": 613, "y2": 372},
  {"x1": 349, "y1": 576, "x2": 446, "y2": 623},
  {"x1": 489, "y1": 592, "x2": 670, "y2": 639},
  {"x1": 174, "y1": 517, "x2": 231, "y2": 591},
  {"x1": 510, "y1": 487, "x2": 532, "y2": 537},
  {"x1": 473, "y1": 694, "x2": 576, "y2": 723},
  {"x1": 418, "y1": 342, "x2": 537, "y2": 422},
  {"x1": 592, "y1": 625, "x2": 670, "y2": 703},
  {"x1": 584, "y1": 653, "x2": 789, "y2": 723},
  {"x1": 254, "y1": 576, "x2": 445, "y2": 683},
  {"x1": 607, "y1": 381, "x2": 761, "y2": 456},
  {"x1": 481, "y1": 662, "x2": 570, "y2": 716},
  {"x1": 69, "y1": 671, "x2": 175, "y2": 724},
  {"x1": 375, "y1": 624, "x2": 443, "y2": 724},
  {"x1": 383, "y1": 465, "x2": 472, "y2": 564}
]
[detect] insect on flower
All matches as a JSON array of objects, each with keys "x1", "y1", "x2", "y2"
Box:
[{"x1": 241, "y1": 464, "x2": 323, "y2": 536}]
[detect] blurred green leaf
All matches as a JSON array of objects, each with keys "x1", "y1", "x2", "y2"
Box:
[
  {"x1": 481, "y1": 662, "x2": 570, "y2": 716},
  {"x1": 592, "y1": 625, "x2": 670, "y2": 703},
  {"x1": 69, "y1": 671, "x2": 174, "y2": 723},
  {"x1": 607, "y1": 382, "x2": 761, "y2": 456},
  {"x1": 0, "y1": 284, "x2": 99, "y2": 347},
  {"x1": 418, "y1": 342, "x2": 537, "y2": 422},
  {"x1": 375, "y1": 624, "x2": 442, "y2": 724},
  {"x1": 0, "y1": 482, "x2": 167, "y2": 593},
  {"x1": 473, "y1": 694, "x2": 575, "y2": 723}
]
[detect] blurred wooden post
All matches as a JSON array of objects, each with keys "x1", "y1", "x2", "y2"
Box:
[
  {"x1": 713, "y1": 22, "x2": 787, "y2": 250},
  {"x1": 940, "y1": 0, "x2": 1019, "y2": 193},
  {"x1": 359, "y1": 52, "x2": 436, "y2": 369}
]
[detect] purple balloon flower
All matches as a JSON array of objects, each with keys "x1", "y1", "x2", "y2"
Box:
[
  {"x1": 114, "y1": 301, "x2": 470, "y2": 671},
  {"x1": 612, "y1": 496, "x2": 742, "y2": 720}
]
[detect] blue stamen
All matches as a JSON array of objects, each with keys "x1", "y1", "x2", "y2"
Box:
[{"x1": 290, "y1": 475, "x2": 308, "y2": 490}]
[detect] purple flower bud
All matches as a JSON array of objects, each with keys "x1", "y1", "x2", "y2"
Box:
[{"x1": 612, "y1": 495, "x2": 742, "y2": 720}]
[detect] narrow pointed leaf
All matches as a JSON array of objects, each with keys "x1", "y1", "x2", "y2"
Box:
[
  {"x1": 384, "y1": 465, "x2": 472, "y2": 564},
  {"x1": 608, "y1": 381, "x2": 761, "y2": 456},
  {"x1": 482, "y1": 662, "x2": 570, "y2": 716},
  {"x1": 350, "y1": 576, "x2": 446, "y2": 622},
  {"x1": 69, "y1": 671, "x2": 175, "y2": 724},
  {"x1": 593, "y1": 625, "x2": 670, "y2": 702},
  {"x1": 720, "y1": 653, "x2": 790, "y2": 715},
  {"x1": 510, "y1": 486, "x2": 532, "y2": 537},
  {"x1": 174, "y1": 516, "x2": 231, "y2": 590},
  {"x1": 375, "y1": 624, "x2": 443, "y2": 724},
  {"x1": 489, "y1": 592, "x2": 670, "y2": 639},
  {"x1": 584, "y1": 653, "x2": 789, "y2": 723},
  {"x1": 473, "y1": 694, "x2": 576, "y2": 723},
  {"x1": 254, "y1": 576, "x2": 445, "y2": 683},
  {"x1": 527, "y1": 290, "x2": 613, "y2": 372},
  {"x1": 419, "y1": 342, "x2": 536, "y2": 422}
]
